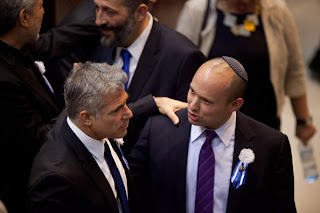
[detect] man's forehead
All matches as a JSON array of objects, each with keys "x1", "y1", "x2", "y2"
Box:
[
  {"x1": 94, "y1": 0, "x2": 126, "y2": 7},
  {"x1": 104, "y1": 90, "x2": 127, "y2": 107},
  {"x1": 104, "y1": 90, "x2": 127, "y2": 101},
  {"x1": 193, "y1": 66, "x2": 232, "y2": 92},
  {"x1": 190, "y1": 81, "x2": 214, "y2": 100}
]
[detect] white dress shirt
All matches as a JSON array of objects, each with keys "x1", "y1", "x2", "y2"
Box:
[
  {"x1": 114, "y1": 12, "x2": 153, "y2": 88},
  {"x1": 186, "y1": 111, "x2": 236, "y2": 213},
  {"x1": 67, "y1": 117, "x2": 128, "y2": 212}
]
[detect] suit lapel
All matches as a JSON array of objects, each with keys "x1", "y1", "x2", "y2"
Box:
[
  {"x1": 167, "y1": 109, "x2": 191, "y2": 212},
  {"x1": 61, "y1": 120, "x2": 119, "y2": 213},
  {"x1": 30, "y1": 61, "x2": 61, "y2": 108},
  {"x1": 226, "y1": 112, "x2": 256, "y2": 212},
  {"x1": 14, "y1": 54, "x2": 61, "y2": 112},
  {"x1": 127, "y1": 20, "x2": 160, "y2": 103},
  {"x1": 82, "y1": 160, "x2": 119, "y2": 212}
]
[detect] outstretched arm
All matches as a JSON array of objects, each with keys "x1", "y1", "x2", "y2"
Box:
[
  {"x1": 154, "y1": 97, "x2": 188, "y2": 125},
  {"x1": 290, "y1": 95, "x2": 316, "y2": 145},
  {"x1": 128, "y1": 95, "x2": 187, "y2": 125}
]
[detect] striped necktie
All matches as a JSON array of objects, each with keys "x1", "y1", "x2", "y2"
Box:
[
  {"x1": 104, "y1": 141, "x2": 130, "y2": 213},
  {"x1": 195, "y1": 130, "x2": 216, "y2": 213}
]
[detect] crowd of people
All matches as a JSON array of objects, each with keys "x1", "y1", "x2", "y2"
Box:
[{"x1": 0, "y1": 0, "x2": 316, "y2": 212}]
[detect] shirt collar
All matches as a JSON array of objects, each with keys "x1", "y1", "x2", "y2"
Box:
[
  {"x1": 190, "y1": 111, "x2": 237, "y2": 147},
  {"x1": 67, "y1": 117, "x2": 105, "y2": 162},
  {"x1": 116, "y1": 12, "x2": 153, "y2": 62}
]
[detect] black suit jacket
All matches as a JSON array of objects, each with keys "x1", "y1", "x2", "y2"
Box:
[
  {"x1": 43, "y1": 3, "x2": 206, "y2": 153},
  {"x1": 0, "y1": 40, "x2": 61, "y2": 213},
  {"x1": 28, "y1": 111, "x2": 142, "y2": 213},
  {"x1": 128, "y1": 109, "x2": 296, "y2": 213},
  {"x1": 0, "y1": 12, "x2": 100, "y2": 212}
]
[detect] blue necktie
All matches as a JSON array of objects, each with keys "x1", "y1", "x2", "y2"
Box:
[
  {"x1": 195, "y1": 130, "x2": 216, "y2": 213},
  {"x1": 120, "y1": 49, "x2": 131, "y2": 91},
  {"x1": 104, "y1": 141, "x2": 130, "y2": 213}
]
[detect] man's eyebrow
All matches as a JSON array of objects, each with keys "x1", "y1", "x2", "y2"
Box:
[
  {"x1": 110, "y1": 94, "x2": 129, "y2": 113},
  {"x1": 112, "y1": 102, "x2": 125, "y2": 113},
  {"x1": 190, "y1": 85, "x2": 213, "y2": 102},
  {"x1": 96, "y1": 3, "x2": 119, "y2": 14}
]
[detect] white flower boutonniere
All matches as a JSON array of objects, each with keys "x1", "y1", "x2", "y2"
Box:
[
  {"x1": 114, "y1": 138, "x2": 124, "y2": 147},
  {"x1": 231, "y1": 148, "x2": 255, "y2": 188},
  {"x1": 34, "y1": 61, "x2": 46, "y2": 74}
]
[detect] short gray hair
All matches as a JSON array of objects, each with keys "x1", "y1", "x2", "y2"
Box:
[
  {"x1": 0, "y1": 0, "x2": 38, "y2": 36},
  {"x1": 64, "y1": 62, "x2": 127, "y2": 120}
]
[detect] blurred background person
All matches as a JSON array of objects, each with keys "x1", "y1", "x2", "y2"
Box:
[
  {"x1": 309, "y1": 39, "x2": 320, "y2": 81},
  {"x1": 0, "y1": 201, "x2": 7, "y2": 213},
  {"x1": 148, "y1": 0, "x2": 157, "y2": 12},
  {"x1": 176, "y1": 0, "x2": 316, "y2": 144}
]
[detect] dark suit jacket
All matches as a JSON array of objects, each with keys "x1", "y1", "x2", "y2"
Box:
[
  {"x1": 128, "y1": 109, "x2": 296, "y2": 213},
  {"x1": 28, "y1": 111, "x2": 143, "y2": 213},
  {"x1": 0, "y1": 40, "x2": 61, "y2": 213},
  {"x1": 0, "y1": 13, "x2": 100, "y2": 212},
  {"x1": 42, "y1": 0, "x2": 206, "y2": 154}
]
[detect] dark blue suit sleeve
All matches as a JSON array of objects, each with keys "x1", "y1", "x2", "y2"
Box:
[{"x1": 127, "y1": 117, "x2": 152, "y2": 207}]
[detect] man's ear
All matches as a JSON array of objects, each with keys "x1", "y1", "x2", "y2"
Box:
[
  {"x1": 18, "y1": 9, "x2": 29, "y2": 28},
  {"x1": 79, "y1": 111, "x2": 93, "y2": 126},
  {"x1": 134, "y1": 4, "x2": 148, "y2": 22},
  {"x1": 230, "y1": 98, "x2": 244, "y2": 112}
]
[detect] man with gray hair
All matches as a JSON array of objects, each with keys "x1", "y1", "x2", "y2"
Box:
[
  {"x1": 0, "y1": 0, "x2": 62, "y2": 212},
  {"x1": 128, "y1": 57, "x2": 296, "y2": 212},
  {"x1": 29, "y1": 62, "x2": 143, "y2": 213}
]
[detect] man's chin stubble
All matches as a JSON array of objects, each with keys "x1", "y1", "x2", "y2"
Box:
[{"x1": 100, "y1": 36, "x2": 113, "y2": 47}]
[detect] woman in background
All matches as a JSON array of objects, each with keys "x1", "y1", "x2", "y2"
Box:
[{"x1": 176, "y1": 0, "x2": 316, "y2": 144}]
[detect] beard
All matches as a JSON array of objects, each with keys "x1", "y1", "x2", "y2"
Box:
[{"x1": 99, "y1": 14, "x2": 136, "y2": 48}]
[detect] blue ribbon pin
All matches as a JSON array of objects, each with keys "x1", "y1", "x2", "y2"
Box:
[{"x1": 231, "y1": 160, "x2": 248, "y2": 189}]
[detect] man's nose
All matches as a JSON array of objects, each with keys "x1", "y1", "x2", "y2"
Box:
[
  {"x1": 123, "y1": 104, "x2": 133, "y2": 119},
  {"x1": 188, "y1": 96, "x2": 200, "y2": 111},
  {"x1": 95, "y1": 10, "x2": 106, "y2": 26}
]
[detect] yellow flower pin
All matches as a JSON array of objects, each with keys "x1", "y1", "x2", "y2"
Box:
[{"x1": 244, "y1": 19, "x2": 256, "y2": 32}]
